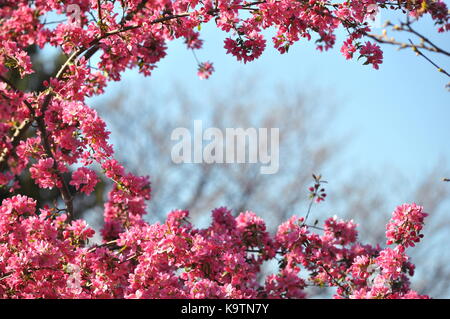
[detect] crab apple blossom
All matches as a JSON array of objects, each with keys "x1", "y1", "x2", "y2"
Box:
[
  {"x1": 386, "y1": 203, "x2": 428, "y2": 248},
  {"x1": 69, "y1": 167, "x2": 99, "y2": 195},
  {"x1": 197, "y1": 61, "x2": 215, "y2": 79},
  {"x1": 0, "y1": 0, "x2": 446, "y2": 299},
  {"x1": 0, "y1": 194, "x2": 431, "y2": 299}
]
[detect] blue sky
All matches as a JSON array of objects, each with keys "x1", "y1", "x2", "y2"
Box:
[{"x1": 98, "y1": 10, "x2": 449, "y2": 186}]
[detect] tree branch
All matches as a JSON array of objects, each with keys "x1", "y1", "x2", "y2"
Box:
[
  {"x1": 408, "y1": 39, "x2": 450, "y2": 78},
  {"x1": 0, "y1": 76, "x2": 34, "y2": 169}
]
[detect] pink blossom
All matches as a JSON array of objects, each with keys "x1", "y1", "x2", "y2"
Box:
[
  {"x1": 359, "y1": 42, "x2": 383, "y2": 69},
  {"x1": 29, "y1": 158, "x2": 61, "y2": 189},
  {"x1": 197, "y1": 62, "x2": 214, "y2": 80},
  {"x1": 70, "y1": 167, "x2": 99, "y2": 195},
  {"x1": 386, "y1": 203, "x2": 428, "y2": 247},
  {"x1": 341, "y1": 39, "x2": 357, "y2": 60}
]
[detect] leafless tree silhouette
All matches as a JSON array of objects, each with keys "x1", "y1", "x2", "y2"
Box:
[{"x1": 96, "y1": 80, "x2": 450, "y2": 297}]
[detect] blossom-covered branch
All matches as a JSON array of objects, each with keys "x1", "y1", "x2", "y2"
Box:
[
  {"x1": 0, "y1": 194, "x2": 431, "y2": 298},
  {"x1": 367, "y1": 16, "x2": 449, "y2": 83}
]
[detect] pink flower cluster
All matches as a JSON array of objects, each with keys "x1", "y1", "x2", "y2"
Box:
[
  {"x1": 386, "y1": 203, "x2": 428, "y2": 247},
  {"x1": 69, "y1": 167, "x2": 99, "y2": 195},
  {"x1": 340, "y1": 37, "x2": 383, "y2": 70},
  {"x1": 346, "y1": 203, "x2": 429, "y2": 299},
  {"x1": 359, "y1": 42, "x2": 383, "y2": 70},
  {"x1": 29, "y1": 158, "x2": 59, "y2": 189},
  {"x1": 224, "y1": 32, "x2": 266, "y2": 63},
  {"x1": 0, "y1": 0, "x2": 445, "y2": 89},
  {"x1": 0, "y1": 195, "x2": 430, "y2": 299},
  {"x1": 197, "y1": 62, "x2": 215, "y2": 79}
]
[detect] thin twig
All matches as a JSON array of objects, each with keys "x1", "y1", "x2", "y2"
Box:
[
  {"x1": 97, "y1": 0, "x2": 103, "y2": 25},
  {"x1": 404, "y1": 22, "x2": 450, "y2": 57},
  {"x1": 0, "y1": 272, "x2": 12, "y2": 281},
  {"x1": 303, "y1": 199, "x2": 315, "y2": 225},
  {"x1": 408, "y1": 39, "x2": 450, "y2": 78},
  {"x1": 320, "y1": 264, "x2": 351, "y2": 296},
  {"x1": 87, "y1": 240, "x2": 118, "y2": 253}
]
